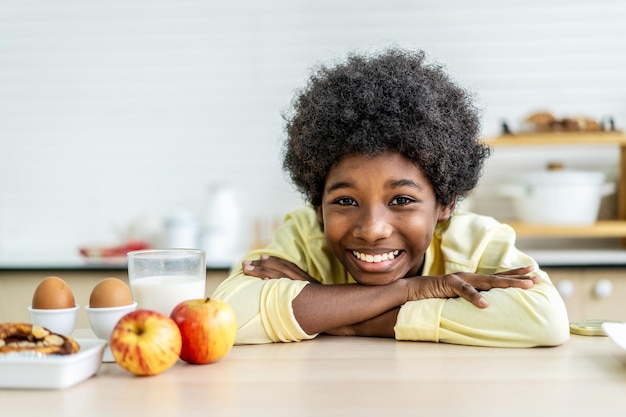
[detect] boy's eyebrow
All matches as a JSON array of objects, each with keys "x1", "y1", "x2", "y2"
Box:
[
  {"x1": 387, "y1": 179, "x2": 423, "y2": 190},
  {"x1": 325, "y1": 181, "x2": 353, "y2": 194},
  {"x1": 326, "y1": 178, "x2": 423, "y2": 194}
]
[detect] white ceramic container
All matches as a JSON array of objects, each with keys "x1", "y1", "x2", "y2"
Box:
[
  {"x1": 85, "y1": 302, "x2": 138, "y2": 341},
  {"x1": 498, "y1": 170, "x2": 615, "y2": 226},
  {"x1": 28, "y1": 305, "x2": 80, "y2": 336}
]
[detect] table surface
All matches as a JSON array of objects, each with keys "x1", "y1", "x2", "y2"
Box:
[{"x1": 2, "y1": 332, "x2": 625, "y2": 417}]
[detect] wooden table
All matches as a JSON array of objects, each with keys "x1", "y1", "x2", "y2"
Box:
[{"x1": 2, "y1": 332, "x2": 625, "y2": 417}]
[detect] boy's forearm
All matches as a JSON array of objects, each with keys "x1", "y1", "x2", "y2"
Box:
[
  {"x1": 349, "y1": 308, "x2": 400, "y2": 338},
  {"x1": 292, "y1": 281, "x2": 407, "y2": 335}
]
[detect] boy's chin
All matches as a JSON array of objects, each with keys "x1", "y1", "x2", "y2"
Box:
[{"x1": 352, "y1": 273, "x2": 403, "y2": 286}]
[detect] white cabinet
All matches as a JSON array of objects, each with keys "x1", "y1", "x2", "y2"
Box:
[
  {"x1": 547, "y1": 267, "x2": 626, "y2": 321},
  {"x1": 0, "y1": 269, "x2": 229, "y2": 328}
]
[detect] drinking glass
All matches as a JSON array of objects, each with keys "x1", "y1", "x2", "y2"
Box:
[{"x1": 127, "y1": 249, "x2": 206, "y2": 316}]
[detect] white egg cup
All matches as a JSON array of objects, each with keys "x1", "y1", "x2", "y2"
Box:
[
  {"x1": 85, "y1": 302, "x2": 137, "y2": 362},
  {"x1": 28, "y1": 305, "x2": 80, "y2": 336}
]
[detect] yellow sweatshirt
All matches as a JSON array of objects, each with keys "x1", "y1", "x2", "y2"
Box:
[{"x1": 211, "y1": 206, "x2": 570, "y2": 347}]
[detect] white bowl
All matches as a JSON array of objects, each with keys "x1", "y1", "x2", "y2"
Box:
[
  {"x1": 28, "y1": 305, "x2": 80, "y2": 336},
  {"x1": 85, "y1": 302, "x2": 137, "y2": 341}
]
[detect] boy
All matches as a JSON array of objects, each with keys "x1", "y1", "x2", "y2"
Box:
[{"x1": 211, "y1": 48, "x2": 569, "y2": 347}]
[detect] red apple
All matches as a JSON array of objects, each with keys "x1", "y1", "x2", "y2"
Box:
[
  {"x1": 170, "y1": 297, "x2": 237, "y2": 364},
  {"x1": 109, "y1": 309, "x2": 182, "y2": 376}
]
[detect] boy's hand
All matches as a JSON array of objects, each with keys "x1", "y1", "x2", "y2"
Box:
[
  {"x1": 406, "y1": 265, "x2": 540, "y2": 308},
  {"x1": 242, "y1": 255, "x2": 320, "y2": 284},
  {"x1": 243, "y1": 257, "x2": 539, "y2": 309}
]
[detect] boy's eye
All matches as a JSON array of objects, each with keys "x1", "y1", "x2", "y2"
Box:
[
  {"x1": 334, "y1": 197, "x2": 357, "y2": 206},
  {"x1": 390, "y1": 196, "x2": 415, "y2": 206}
]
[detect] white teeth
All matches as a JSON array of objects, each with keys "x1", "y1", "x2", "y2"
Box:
[{"x1": 352, "y1": 250, "x2": 399, "y2": 263}]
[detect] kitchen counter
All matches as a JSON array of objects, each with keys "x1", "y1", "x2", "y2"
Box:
[
  {"x1": 0, "y1": 252, "x2": 233, "y2": 271},
  {"x1": 527, "y1": 248, "x2": 626, "y2": 267},
  {"x1": 2, "y1": 331, "x2": 625, "y2": 416},
  {"x1": 4, "y1": 238, "x2": 626, "y2": 269},
  {"x1": 4, "y1": 249, "x2": 626, "y2": 270}
]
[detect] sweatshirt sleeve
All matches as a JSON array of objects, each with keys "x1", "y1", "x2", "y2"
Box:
[
  {"x1": 211, "y1": 271, "x2": 313, "y2": 344},
  {"x1": 394, "y1": 277, "x2": 570, "y2": 347},
  {"x1": 394, "y1": 215, "x2": 570, "y2": 347},
  {"x1": 210, "y1": 207, "x2": 330, "y2": 345}
]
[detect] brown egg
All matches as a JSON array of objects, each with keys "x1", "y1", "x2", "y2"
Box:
[
  {"x1": 89, "y1": 277, "x2": 133, "y2": 308},
  {"x1": 32, "y1": 276, "x2": 75, "y2": 309}
]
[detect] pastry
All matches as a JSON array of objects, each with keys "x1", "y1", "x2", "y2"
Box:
[{"x1": 0, "y1": 322, "x2": 80, "y2": 355}]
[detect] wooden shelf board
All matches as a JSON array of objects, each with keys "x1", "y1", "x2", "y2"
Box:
[
  {"x1": 505, "y1": 220, "x2": 626, "y2": 238},
  {"x1": 484, "y1": 131, "x2": 626, "y2": 147}
]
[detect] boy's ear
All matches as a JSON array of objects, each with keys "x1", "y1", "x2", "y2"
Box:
[{"x1": 437, "y1": 199, "x2": 456, "y2": 222}]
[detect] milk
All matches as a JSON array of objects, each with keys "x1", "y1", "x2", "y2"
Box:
[{"x1": 130, "y1": 275, "x2": 206, "y2": 316}]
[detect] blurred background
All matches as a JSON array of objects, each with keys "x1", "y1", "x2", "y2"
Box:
[{"x1": 1, "y1": 0, "x2": 625, "y2": 266}]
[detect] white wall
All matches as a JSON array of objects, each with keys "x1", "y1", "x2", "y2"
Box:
[{"x1": 1, "y1": 0, "x2": 625, "y2": 259}]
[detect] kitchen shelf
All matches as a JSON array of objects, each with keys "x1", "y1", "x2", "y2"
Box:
[
  {"x1": 483, "y1": 131, "x2": 626, "y2": 147},
  {"x1": 505, "y1": 220, "x2": 626, "y2": 238},
  {"x1": 483, "y1": 131, "x2": 626, "y2": 239}
]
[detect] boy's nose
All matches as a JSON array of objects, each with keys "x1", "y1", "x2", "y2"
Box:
[{"x1": 353, "y1": 206, "x2": 393, "y2": 242}]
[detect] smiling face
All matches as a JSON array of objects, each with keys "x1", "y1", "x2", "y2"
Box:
[{"x1": 317, "y1": 152, "x2": 454, "y2": 286}]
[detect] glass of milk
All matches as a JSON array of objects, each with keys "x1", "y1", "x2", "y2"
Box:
[{"x1": 127, "y1": 249, "x2": 206, "y2": 316}]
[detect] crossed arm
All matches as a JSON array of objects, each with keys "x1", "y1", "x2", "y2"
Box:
[{"x1": 242, "y1": 255, "x2": 540, "y2": 338}]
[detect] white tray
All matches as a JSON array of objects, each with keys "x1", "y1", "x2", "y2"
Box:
[
  {"x1": 602, "y1": 322, "x2": 626, "y2": 351},
  {"x1": 0, "y1": 338, "x2": 106, "y2": 389}
]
